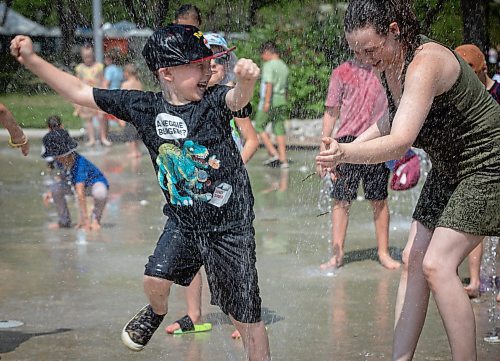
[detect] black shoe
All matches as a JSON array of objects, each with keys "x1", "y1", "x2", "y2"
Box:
[
  {"x1": 262, "y1": 155, "x2": 279, "y2": 166},
  {"x1": 121, "y1": 305, "x2": 165, "y2": 351}
]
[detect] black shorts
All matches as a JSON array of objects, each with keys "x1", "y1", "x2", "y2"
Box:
[
  {"x1": 144, "y1": 219, "x2": 262, "y2": 323},
  {"x1": 330, "y1": 136, "x2": 390, "y2": 202}
]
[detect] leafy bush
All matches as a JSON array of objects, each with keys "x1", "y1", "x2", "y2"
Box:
[{"x1": 234, "y1": 3, "x2": 348, "y2": 119}]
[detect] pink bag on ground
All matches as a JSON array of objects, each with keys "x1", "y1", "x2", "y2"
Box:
[{"x1": 390, "y1": 150, "x2": 421, "y2": 191}]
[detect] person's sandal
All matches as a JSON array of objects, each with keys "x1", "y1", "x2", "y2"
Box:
[{"x1": 171, "y1": 315, "x2": 212, "y2": 335}]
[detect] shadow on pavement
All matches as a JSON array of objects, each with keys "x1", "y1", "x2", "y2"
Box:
[
  {"x1": 204, "y1": 307, "x2": 284, "y2": 326},
  {"x1": 0, "y1": 328, "x2": 72, "y2": 354},
  {"x1": 341, "y1": 246, "x2": 403, "y2": 265}
]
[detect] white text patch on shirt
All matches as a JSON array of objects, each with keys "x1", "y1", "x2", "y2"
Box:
[{"x1": 156, "y1": 113, "x2": 188, "y2": 140}]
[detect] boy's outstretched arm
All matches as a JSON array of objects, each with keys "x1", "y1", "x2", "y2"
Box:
[
  {"x1": 10, "y1": 35, "x2": 97, "y2": 110},
  {"x1": 226, "y1": 58, "x2": 260, "y2": 112}
]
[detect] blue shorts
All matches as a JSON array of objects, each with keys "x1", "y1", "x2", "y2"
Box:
[{"x1": 144, "y1": 219, "x2": 262, "y2": 323}]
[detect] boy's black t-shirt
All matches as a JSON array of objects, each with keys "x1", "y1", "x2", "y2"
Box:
[{"x1": 93, "y1": 85, "x2": 254, "y2": 231}]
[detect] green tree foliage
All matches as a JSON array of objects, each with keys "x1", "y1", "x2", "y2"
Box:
[
  {"x1": 9, "y1": 0, "x2": 499, "y2": 46},
  {"x1": 11, "y1": 0, "x2": 53, "y2": 25},
  {"x1": 5, "y1": 0, "x2": 500, "y2": 117},
  {"x1": 415, "y1": 0, "x2": 464, "y2": 47},
  {"x1": 487, "y1": 1, "x2": 500, "y2": 46},
  {"x1": 414, "y1": 0, "x2": 499, "y2": 49},
  {"x1": 235, "y1": 1, "x2": 347, "y2": 118}
]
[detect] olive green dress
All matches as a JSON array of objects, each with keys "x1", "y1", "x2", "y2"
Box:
[{"x1": 382, "y1": 36, "x2": 500, "y2": 236}]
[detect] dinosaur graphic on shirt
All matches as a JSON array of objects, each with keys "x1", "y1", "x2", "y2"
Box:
[{"x1": 156, "y1": 140, "x2": 220, "y2": 206}]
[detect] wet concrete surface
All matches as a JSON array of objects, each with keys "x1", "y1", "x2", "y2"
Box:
[{"x1": 0, "y1": 139, "x2": 498, "y2": 360}]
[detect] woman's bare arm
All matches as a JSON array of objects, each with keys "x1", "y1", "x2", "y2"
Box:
[{"x1": 317, "y1": 48, "x2": 456, "y2": 167}]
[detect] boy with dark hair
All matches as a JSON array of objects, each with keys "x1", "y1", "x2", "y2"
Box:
[
  {"x1": 174, "y1": 4, "x2": 202, "y2": 27},
  {"x1": 255, "y1": 41, "x2": 290, "y2": 168},
  {"x1": 260, "y1": 41, "x2": 278, "y2": 55},
  {"x1": 11, "y1": 24, "x2": 270, "y2": 360},
  {"x1": 165, "y1": 32, "x2": 260, "y2": 339}
]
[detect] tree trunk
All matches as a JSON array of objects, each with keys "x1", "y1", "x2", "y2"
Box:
[
  {"x1": 247, "y1": 0, "x2": 271, "y2": 30},
  {"x1": 460, "y1": 0, "x2": 489, "y2": 51},
  {"x1": 123, "y1": 0, "x2": 169, "y2": 29},
  {"x1": 421, "y1": 0, "x2": 448, "y2": 34},
  {"x1": 123, "y1": 0, "x2": 141, "y2": 27},
  {"x1": 56, "y1": 0, "x2": 77, "y2": 66},
  {"x1": 152, "y1": 0, "x2": 169, "y2": 29},
  {"x1": 247, "y1": 0, "x2": 259, "y2": 29}
]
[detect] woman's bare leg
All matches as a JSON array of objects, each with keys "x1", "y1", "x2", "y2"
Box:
[
  {"x1": 422, "y1": 227, "x2": 483, "y2": 361},
  {"x1": 392, "y1": 221, "x2": 433, "y2": 361}
]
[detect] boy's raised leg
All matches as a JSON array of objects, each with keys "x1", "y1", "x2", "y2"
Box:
[{"x1": 121, "y1": 276, "x2": 173, "y2": 351}]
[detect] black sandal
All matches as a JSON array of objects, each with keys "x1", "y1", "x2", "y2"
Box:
[{"x1": 172, "y1": 315, "x2": 212, "y2": 335}]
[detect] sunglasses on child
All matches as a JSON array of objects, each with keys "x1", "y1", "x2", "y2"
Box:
[
  {"x1": 191, "y1": 46, "x2": 236, "y2": 64},
  {"x1": 214, "y1": 54, "x2": 229, "y2": 65}
]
